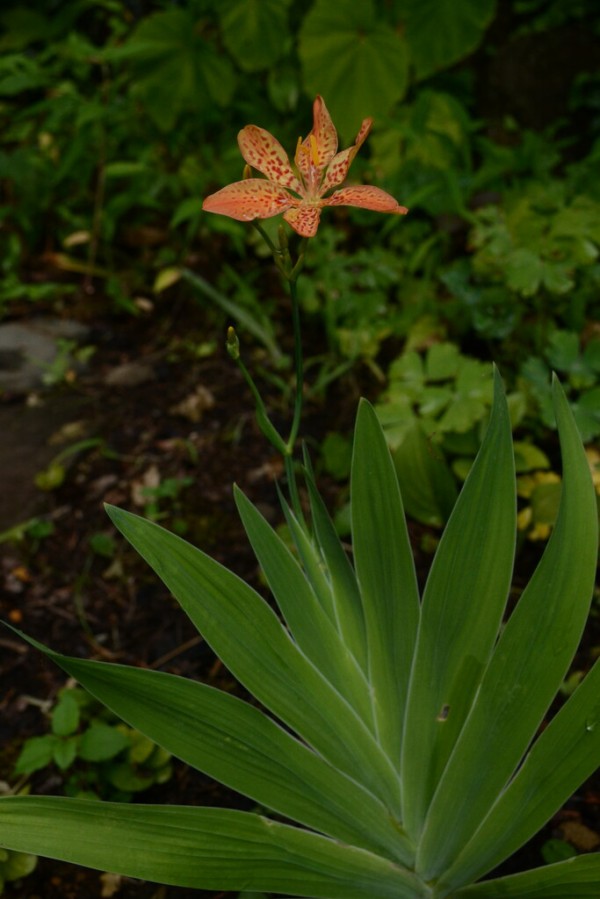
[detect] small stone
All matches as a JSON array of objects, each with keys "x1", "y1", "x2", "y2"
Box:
[{"x1": 104, "y1": 361, "x2": 155, "y2": 387}]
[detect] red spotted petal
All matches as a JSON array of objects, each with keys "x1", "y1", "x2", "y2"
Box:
[
  {"x1": 203, "y1": 179, "x2": 297, "y2": 222},
  {"x1": 296, "y1": 95, "x2": 338, "y2": 183},
  {"x1": 283, "y1": 204, "x2": 322, "y2": 238},
  {"x1": 238, "y1": 126, "x2": 303, "y2": 194},
  {"x1": 325, "y1": 185, "x2": 408, "y2": 215},
  {"x1": 321, "y1": 118, "x2": 372, "y2": 193}
]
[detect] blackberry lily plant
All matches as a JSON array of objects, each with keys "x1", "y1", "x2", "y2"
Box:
[{"x1": 1, "y1": 96, "x2": 599, "y2": 899}]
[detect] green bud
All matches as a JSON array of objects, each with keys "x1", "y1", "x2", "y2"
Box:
[{"x1": 226, "y1": 326, "x2": 240, "y2": 360}]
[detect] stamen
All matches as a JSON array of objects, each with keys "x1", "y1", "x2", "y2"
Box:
[{"x1": 309, "y1": 134, "x2": 319, "y2": 167}]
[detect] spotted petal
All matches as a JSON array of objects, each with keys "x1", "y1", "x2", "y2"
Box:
[
  {"x1": 321, "y1": 118, "x2": 372, "y2": 194},
  {"x1": 295, "y1": 95, "x2": 338, "y2": 184},
  {"x1": 283, "y1": 204, "x2": 322, "y2": 238},
  {"x1": 203, "y1": 179, "x2": 296, "y2": 222},
  {"x1": 238, "y1": 126, "x2": 303, "y2": 194},
  {"x1": 325, "y1": 185, "x2": 409, "y2": 215}
]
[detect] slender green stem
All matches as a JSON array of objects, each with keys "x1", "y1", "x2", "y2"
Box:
[
  {"x1": 252, "y1": 221, "x2": 279, "y2": 256},
  {"x1": 283, "y1": 453, "x2": 303, "y2": 522},
  {"x1": 233, "y1": 227, "x2": 309, "y2": 520},
  {"x1": 234, "y1": 355, "x2": 288, "y2": 457},
  {"x1": 285, "y1": 275, "x2": 304, "y2": 455}
]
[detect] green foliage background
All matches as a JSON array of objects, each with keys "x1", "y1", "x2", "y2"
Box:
[{"x1": 0, "y1": 0, "x2": 599, "y2": 534}]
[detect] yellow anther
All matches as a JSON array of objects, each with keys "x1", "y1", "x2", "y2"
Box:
[
  {"x1": 309, "y1": 134, "x2": 319, "y2": 167},
  {"x1": 295, "y1": 135, "x2": 319, "y2": 169}
]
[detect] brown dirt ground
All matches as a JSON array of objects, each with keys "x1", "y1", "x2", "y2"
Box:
[{"x1": 1, "y1": 301, "x2": 598, "y2": 898}]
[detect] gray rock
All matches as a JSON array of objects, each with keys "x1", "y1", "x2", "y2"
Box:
[{"x1": 0, "y1": 317, "x2": 90, "y2": 394}]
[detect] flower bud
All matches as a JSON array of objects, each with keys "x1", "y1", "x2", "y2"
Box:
[{"x1": 226, "y1": 326, "x2": 240, "y2": 360}]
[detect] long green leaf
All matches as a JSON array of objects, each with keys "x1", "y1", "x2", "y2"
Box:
[
  {"x1": 451, "y1": 853, "x2": 600, "y2": 898},
  {"x1": 234, "y1": 486, "x2": 375, "y2": 729},
  {"x1": 105, "y1": 505, "x2": 402, "y2": 812},
  {"x1": 181, "y1": 267, "x2": 284, "y2": 365},
  {"x1": 279, "y1": 487, "x2": 340, "y2": 625},
  {"x1": 401, "y1": 368, "x2": 516, "y2": 839},
  {"x1": 305, "y1": 470, "x2": 368, "y2": 672},
  {"x1": 417, "y1": 377, "x2": 599, "y2": 881},
  {"x1": 437, "y1": 653, "x2": 600, "y2": 892},
  {"x1": 7, "y1": 626, "x2": 412, "y2": 864},
  {"x1": 351, "y1": 399, "x2": 421, "y2": 765},
  {"x1": 0, "y1": 798, "x2": 429, "y2": 899}
]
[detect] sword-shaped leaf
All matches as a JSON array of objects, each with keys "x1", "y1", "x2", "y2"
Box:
[
  {"x1": 401, "y1": 368, "x2": 516, "y2": 838},
  {"x1": 0, "y1": 798, "x2": 430, "y2": 899},
  {"x1": 417, "y1": 377, "x2": 599, "y2": 882},
  {"x1": 105, "y1": 505, "x2": 402, "y2": 812},
  {"x1": 438, "y1": 655, "x2": 600, "y2": 892},
  {"x1": 451, "y1": 853, "x2": 600, "y2": 898},
  {"x1": 304, "y1": 469, "x2": 368, "y2": 673},
  {"x1": 7, "y1": 627, "x2": 412, "y2": 864},
  {"x1": 351, "y1": 399, "x2": 420, "y2": 766},
  {"x1": 234, "y1": 485, "x2": 375, "y2": 729}
]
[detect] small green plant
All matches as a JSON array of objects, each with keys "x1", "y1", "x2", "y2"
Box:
[
  {"x1": 0, "y1": 847, "x2": 36, "y2": 895},
  {"x1": 140, "y1": 475, "x2": 194, "y2": 534},
  {"x1": 14, "y1": 685, "x2": 172, "y2": 802},
  {"x1": 521, "y1": 329, "x2": 600, "y2": 442},
  {"x1": 374, "y1": 342, "x2": 528, "y2": 527},
  {"x1": 446, "y1": 181, "x2": 600, "y2": 342},
  {"x1": 40, "y1": 338, "x2": 96, "y2": 387},
  {"x1": 34, "y1": 438, "x2": 107, "y2": 491}
]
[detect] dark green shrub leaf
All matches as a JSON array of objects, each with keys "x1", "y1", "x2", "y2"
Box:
[
  {"x1": 14, "y1": 736, "x2": 58, "y2": 776},
  {"x1": 219, "y1": 0, "x2": 292, "y2": 72},
  {"x1": 51, "y1": 692, "x2": 80, "y2": 737},
  {"x1": 79, "y1": 724, "x2": 130, "y2": 762},
  {"x1": 107, "y1": 10, "x2": 236, "y2": 130},
  {"x1": 52, "y1": 736, "x2": 78, "y2": 772},
  {"x1": 399, "y1": 0, "x2": 496, "y2": 80},
  {"x1": 299, "y1": 0, "x2": 408, "y2": 141}
]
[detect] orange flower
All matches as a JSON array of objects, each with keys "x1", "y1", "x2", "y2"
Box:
[{"x1": 202, "y1": 96, "x2": 408, "y2": 238}]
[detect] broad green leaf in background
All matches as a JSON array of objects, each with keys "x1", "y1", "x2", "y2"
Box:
[
  {"x1": 417, "y1": 378, "x2": 599, "y2": 882},
  {"x1": 0, "y1": 799, "x2": 428, "y2": 899},
  {"x1": 218, "y1": 0, "x2": 292, "y2": 72},
  {"x1": 299, "y1": 0, "x2": 408, "y2": 141},
  {"x1": 103, "y1": 10, "x2": 235, "y2": 130},
  {"x1": 401, "y1": 368, "x2": 516, "y2": 839},
  {"x1": 396, "y1": 0, "x2": 497, "y2": 81}
]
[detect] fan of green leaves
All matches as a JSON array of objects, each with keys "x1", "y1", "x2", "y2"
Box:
[{"x1": 1, "y1": 373, "x2": 599, "y2": 898}]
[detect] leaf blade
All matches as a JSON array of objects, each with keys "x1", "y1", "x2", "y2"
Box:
[
  {"x1": 105, "y1": 505, "x2": 402, "y2": 811},
  {"x1": 452, "y1": 853, "x2": 600, "y2": 898},
  {"x1": 401, "y1": 368, "x2": 516, "y2": 839},
  {"x1": 351, "y1": 399, "x2": 421, "y2": 765},
  {"x1": 7, "y1": 628, "x2": 410, "y2": 863},
  {"x1": 0, "y1": 797, "x2": 430, "y2": 899},
  {"x1": 418, "y1": 377, "x2": 599, "y2": 881},
  {"x1": 234, "y1": 486, "x2": 375, "y2": 729},
  {"x1": 438, "y1": 655, "x2": 600, "y2": 892},
  {"x1": 305, "y1": 469, "x2": 368, "y2": 672}
]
